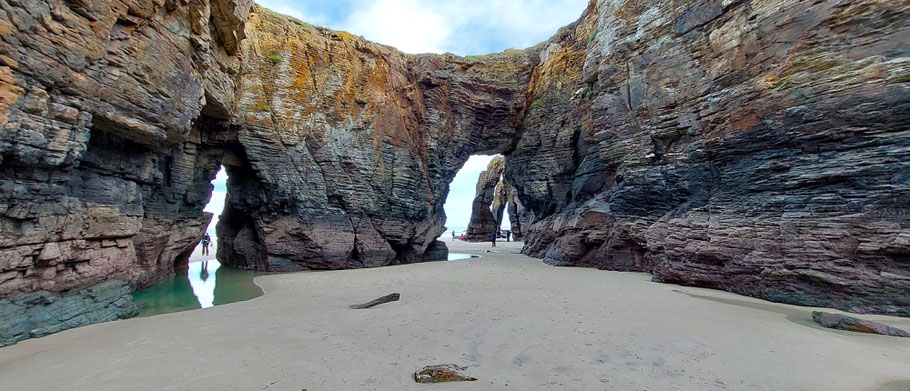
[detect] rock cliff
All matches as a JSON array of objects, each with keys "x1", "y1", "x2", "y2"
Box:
[
  {"x1": 0, "y1": 0, "x2": 907, "y2": 338},
  {"x1": 219, "y1": 9, "x2": 534, "y2": 269},
  {"x1": 0, "y1": 0, "x2": 249, "y2": 297},
  {"x1": 465, "y1": 156, "x2": 505, "y2": 241},
  {"x1": 512, "y1": 0, "x2": 910, "y2": 316},
  {"x1": 465, "y1": 161, "x2": 530, "y2": 241}
]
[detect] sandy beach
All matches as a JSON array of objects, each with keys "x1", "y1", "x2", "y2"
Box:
[{"x1": 0, "y1": 239, "x2": 908, "y2": 390}]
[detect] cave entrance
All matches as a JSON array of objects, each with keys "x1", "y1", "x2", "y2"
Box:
[
  {"x1": 133, "y1": 160, "x2": 264, "y2": 317},
  {"x1": 188, "y1": 165, "x2": 227, "y2": 263},
  {"x1": 443, "y1": 155, "x2": 522, "y2": 244}
]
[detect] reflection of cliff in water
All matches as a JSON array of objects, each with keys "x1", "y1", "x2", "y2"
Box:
[
  {"x1": 213, "y1": 262, "x2": 265, "y2": 307},
  {"x1": 133, "y1": 266, "x2": 202, "y2": 316},
  {"x1": 133, "y1": 260, "x2": 263, "y2": 317}
]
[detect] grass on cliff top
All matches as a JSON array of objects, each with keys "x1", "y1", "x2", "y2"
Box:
[
  {"x1": 258, "y1": 6, "x2": 315, "y2": 30},
  {"x1": 460, "y1": 48, "x2": 527, "y2": 62}
]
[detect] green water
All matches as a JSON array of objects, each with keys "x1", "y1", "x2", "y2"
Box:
[
  {"x1": 133, "y1": 259, "x2": 264, "y2": 317},
  {"x1": 134, "y1": 253, "x2": 474, "y2": 317}
]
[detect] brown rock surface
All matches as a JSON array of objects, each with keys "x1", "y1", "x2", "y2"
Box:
[
  {"x1": 505, "y1": 182, "x2": 530, "y2": 241},
  {"x1": 510, "y1": 0, "x2": 910, "y2": 316},
  {"x1": 812, "y1": 311, "x2": 910, "y2": 337},
  {"x1": 465, "y1": 156, "x2": 505, "y2": 241},
  {"x1": 0, "y1": 0, "x2": 243, "y2": 297},
  {"x1": 0, "y1": 0, "x2": 907, "y2": 332}
]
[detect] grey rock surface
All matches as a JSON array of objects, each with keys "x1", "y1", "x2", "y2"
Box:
[
  {"x1": 0, "y1": 0, "x2": 908, "y2": 327},
  {"x1": 0, "y1": 280, "x2": 137, "y2": 347}
]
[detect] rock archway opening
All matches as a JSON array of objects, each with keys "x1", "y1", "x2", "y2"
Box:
[
  {"x1": 443, "y1": 155, "x2": 528, "y2": 243},
  {"x1": 131, "y1": 138, "x2": 266, "y2": 317},
  {"x1": 186, "y1": 166, "x2": 226, "y2": 264}
]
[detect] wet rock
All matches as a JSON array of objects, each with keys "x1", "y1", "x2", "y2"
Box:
[
  {"x1": 812, "y1": 312, "x2": 909, "y2": 337},
  {"x1": 0, "y1": 280, "x2": 137, "y2": 347},
  {"x1": 413, "y1": 364, "x2": 477, "y2": 383}
]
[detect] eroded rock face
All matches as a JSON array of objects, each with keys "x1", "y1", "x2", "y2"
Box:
[
  {"x1": 0, "y1": 0, "x2": 908, "y2": 325},
  {"x1": 512, "y1": 0, "x2": 910, "y2": 316},
  {"x1": 505, "y1": 182, "x2": 530, "y2": 241},
  {"x1": 213, "y1": 10, "x2": 535, "y2": 270},
  {"x1": 0, "y1": 280, "x2": 137, "y2": 347},
  {"x1": 0, "y1": 0, "x2": 246, "y2": 297},
  {"x1": 465, "y1": 156, "x2": 505, "y2": 241},
  {"x1": 467, "y1": 171, "x2": 530, "y2": 241},
  {"x1": 0, "y1": 0, "x2": 536, "y2": 298}
]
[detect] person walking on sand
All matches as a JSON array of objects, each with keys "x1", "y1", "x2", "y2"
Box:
[
  {"x1": 505, "y1": 230, "x2": 511, "y2": 242},
  {"x1": 201, "y1": 233, "x2": 211, "y2": 256},
  {"x1": 452, "y1": 230, "x2": 456, "y2": 241},
  {"x1": 491, "y1": 230, "x2": 497, "y2": 247}
]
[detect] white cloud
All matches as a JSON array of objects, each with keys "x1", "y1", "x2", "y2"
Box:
[
  {"x1": 342, "y1": 0, "x2": 590, "y2": 54},
  {"x1": 256, "y1": 0, "x2": 329, "y2": 27},
  {"x1": 257, "y1": 0, "x2": 590, "y2": 55},
  {"x1": 342, "y1": 0, "x2": 450, "y2": 53}
]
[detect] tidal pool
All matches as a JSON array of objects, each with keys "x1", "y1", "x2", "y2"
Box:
[
  {"x1": 134, "y1": 254, "x2": 474, "y2": 316},
  {"x1": 448, "y1": 253, "x2": 476, "y2": 261},
  {"x1": 133, "y1": 259, "x2": 264, "y2": 317}
]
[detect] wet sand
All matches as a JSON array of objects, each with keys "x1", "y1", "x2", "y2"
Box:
[{"x1": 0, "y1": 239, "x2": 908, "y2": 390}]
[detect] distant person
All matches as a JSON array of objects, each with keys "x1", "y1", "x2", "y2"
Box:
[
  {"x1": 491, "y1": 230, "x2": 497, "y2": 247},
  {"x1": 452, "y1": 230, "x2": 456, "y2": 241},
  {"x1": 460, "y1": 233, "x2": 465, "y2": 241},
  {"x1": 201, "y1": 233, "x2": 211, "y2": 256},
  {"x1": 505, "y1": 230, "x2": 511, "y2": 242}
]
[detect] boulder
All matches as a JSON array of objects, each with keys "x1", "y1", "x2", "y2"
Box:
[{"x1": 811, "y1": 312, "x2": 909, "y2": 337}]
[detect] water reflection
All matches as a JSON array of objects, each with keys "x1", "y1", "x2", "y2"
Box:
[
  {"x1": 133, "y1": 259, "x2": 263, "y2": 317},
  {"x1": 448, "y1": 253, "x2": 476, "y2": 261}
]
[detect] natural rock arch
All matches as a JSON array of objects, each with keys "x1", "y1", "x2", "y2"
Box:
[{"x1": 0, "y1": 0, "x2": 907, "y2": 329}]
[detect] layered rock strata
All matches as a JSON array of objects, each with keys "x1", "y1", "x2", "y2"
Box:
[
  {"x1": 466, "y1": 173, "x2": 530, "y2": 241},
  {"x1": 0, "y1": 0, "x2": 247, "y2": 297},
  {"x1": 505, "y1": 183, "x2": 530, "y2": 240},
  {"x1": 0, "y1": 280, "x2": 136, "y2": 347},
  {"x1": 217, "y1": 10, "x2": 533, "y2": 270},
  {"x1": 0, "y1": 0, "x2": 906, "y2": 335},
  {"x1": 512, "y1": 0, "x2": 910, "y2": 316},
  {"x1": 465, "y1": 157, "x2": 505, "y2": 241}
]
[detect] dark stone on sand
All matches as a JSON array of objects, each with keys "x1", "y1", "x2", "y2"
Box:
[
  {"x1": 811, "y1": 311, "x2": 909, "y2": 337},
  {"x1": 413, "y1": 364, "x2": 477, "y2": 383}
]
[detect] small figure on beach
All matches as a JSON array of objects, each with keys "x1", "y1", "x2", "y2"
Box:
[
  {"x1": 452, "y1": 230, "x2": 456, "y2": 241},
  {"x1": 460, "y1": 233, "x2": 465, "y2": 241},
  {"x1": 201, "y1": 233, "x2": 211, "y2": 256},
  {"x1": 505, "y1": 230, "x2": 511, "y2": 242},
  {"x1": 491, "y1": 230, "x2": 497, "y2": 247}
]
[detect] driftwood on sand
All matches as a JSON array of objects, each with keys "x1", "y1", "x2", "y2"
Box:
[{"x1": 349, "y1": 293, "x2": 400, "y2": 309}]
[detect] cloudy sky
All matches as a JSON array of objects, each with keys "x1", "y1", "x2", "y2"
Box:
[
  {"x1": 203, "y1": 0, "x2": 589, "y2": 236},
  {"x1": 254, "y1": 0, "x2": 590, "y2": 55}
]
